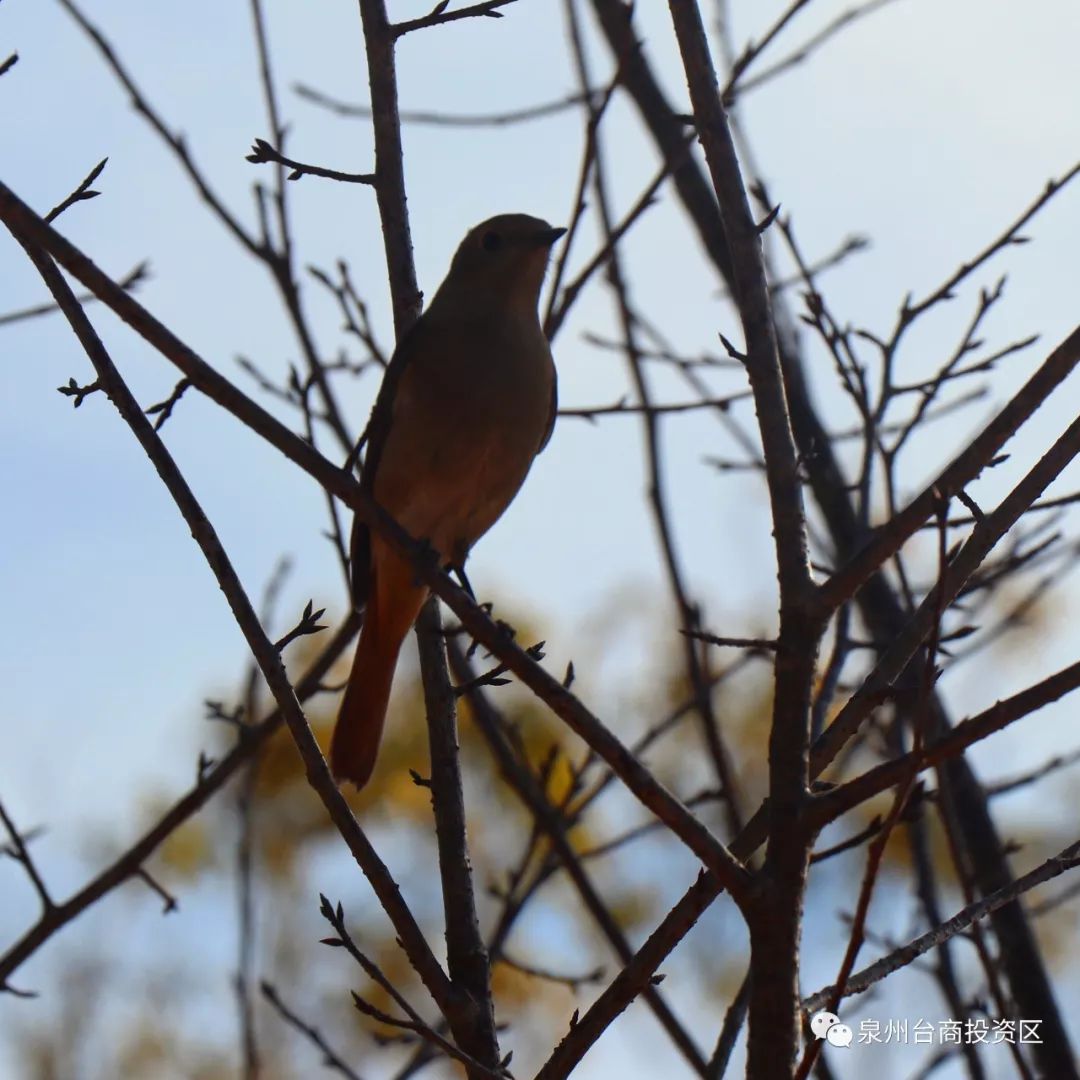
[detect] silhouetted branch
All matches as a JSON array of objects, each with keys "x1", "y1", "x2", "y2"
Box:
[
  {"x1": 246, "y1": 138, "x2": 376, "y2": 184},
  {"x1": 392, "y1": 0, "x2": 518, "y2": 37},
  {"x1": 803, "y1": 838, "x2": 1080, "y2": 1013},
  {"x1": 9, "y1": 229, "x2": 457, "y2": 1019},
  {"x1": 295, "y1": 81, "x2": 592, "y2": 126},
  {"x1": 44, "y1": 157, "x2": 107, "y2": 223},
  {"x1": 262, "y1": 982, "x2": 363, "y2": 1080}
]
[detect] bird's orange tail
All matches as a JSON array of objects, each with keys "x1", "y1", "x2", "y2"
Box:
[{"x1": 330, "y1": 540, "x2": 428, "y2": 788}]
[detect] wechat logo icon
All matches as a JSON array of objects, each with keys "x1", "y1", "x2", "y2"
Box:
[{"x1": 810, "y1": 1010, "x2": 853, "y2": 1048}]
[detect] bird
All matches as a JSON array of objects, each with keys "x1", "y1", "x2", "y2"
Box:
[{"x1": 329, "y1": 213, "x2": 565, "y2": 788}]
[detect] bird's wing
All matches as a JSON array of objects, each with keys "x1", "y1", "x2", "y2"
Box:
[
  {"x1": 349, "y1": 320, "x2": 427, "y2": 606},
  {"x1": 537, "y1": 364, "x2": 558, "y2": 454}
]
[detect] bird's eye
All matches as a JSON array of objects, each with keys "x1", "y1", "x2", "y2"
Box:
[{"x1": 481, "y1": 230, "x2": 503, "y2": 253}]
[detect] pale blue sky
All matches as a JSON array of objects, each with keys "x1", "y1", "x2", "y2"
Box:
[{"x1": 3, "y1": 1, "x2": 1080, "y2": 1075}]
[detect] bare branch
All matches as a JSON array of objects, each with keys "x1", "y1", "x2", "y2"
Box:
[
  {"x1": 803, "y1": 839, "x2": 1080, "y2": 1013},
  {"x1": 557, "y1": 392, "x2": 751, "y2": 420},
  {"x1": 44, "y1": 157, "x2": 107, "y2": 223},
  {"x1": 246, "y1": 138, "x2": 376, "y2": 184},
  {"x1": 0, "y1": 801, "x2": 54, "y2": 912},
  {"x1": 0, "y1": 260, "x2": 149, "y2": 327},
  {"x1": 729, "y1": 0, "x2": 902, "y2": 102},
  {"x1": 9, "y1": 228, "x2": 457, "y2": 1018},
  {"x1": 392, "y1": 0, "x2": 518, "y2": 37},
  {"x1": 821, "y1": 325, "x2": 1080, "y2": 611},
  {"x1": 0, "y1": 610, "x2": 359, "y2": 989},
  {"x1": 262, "y1": 982, "x2": 363, "y2": 1080},
  {"x1": 295, "y1": 81, "x2": 591, "y2": 126},
  {"x1": 56, "y1": 0, "x2": 261, "y2": 255}
]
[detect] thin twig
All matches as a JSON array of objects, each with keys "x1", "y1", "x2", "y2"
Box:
[
  {"x1": 0, "y1": 260, "x2": 148, "y2": 327},
  {"x1": 392, "y1": 0, "x2": 518, "y2": 37},
  {"x1": 262, "y1": 982, "x2": 364, "y2": 1080},
  {"x1": 44, "y1": 158, "x2": 108, "y2": 223},
  {"x1": 246, "y1": 138, "x2": 376, "y2": 184},
  {"x1": 0, "y1": 802, "x2": 53, "y2": 912},
  {"x1": 558, "y1": 392, "x2": 751, "y2": 420},
  {"x1": 295, "y1": 81, "x2": 591, "y2": 126}
]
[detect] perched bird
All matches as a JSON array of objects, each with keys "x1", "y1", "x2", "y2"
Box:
[{"x1": 330, "y1": 213, "x2": 565, "y2": 788}]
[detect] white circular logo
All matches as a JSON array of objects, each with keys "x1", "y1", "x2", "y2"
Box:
[
  {"x1": 827, "y1": 1023, "x2": 853, "y2": 1048},
  {"x1": 810, "y1": 1011, "x2": 840, "y2": 1040}
]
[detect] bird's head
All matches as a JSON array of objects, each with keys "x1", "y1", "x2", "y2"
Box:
[{"x1": 438, "y1": 213, "x2": 566, "y2": 315}]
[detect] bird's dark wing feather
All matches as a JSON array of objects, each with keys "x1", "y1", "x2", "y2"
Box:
[
  {"x1": 349, "y1": 321, "x2": 425, "y2": 606},
  {"x1": 537, "y1": 366, "x2": 558, "y2": 453},
  {"x1": 348, "y1": 507, "x2": 372, "y2": 607}
]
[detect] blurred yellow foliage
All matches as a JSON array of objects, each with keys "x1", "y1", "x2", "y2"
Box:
[{"x1": 156, "y1": 817, "x2": 211, "y2": 878}]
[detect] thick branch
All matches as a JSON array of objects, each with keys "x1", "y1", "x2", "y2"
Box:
[
  {"x1": 668, "y1": 3, "x2": 818, "y2": 1072},
  {"x1": 11, "y1": 230, "x2": 457, "y2": 1019}
]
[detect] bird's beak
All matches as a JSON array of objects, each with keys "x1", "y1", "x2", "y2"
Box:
[{"x1": 532, "y1": 226, "x2": 567, "y2": 248}]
